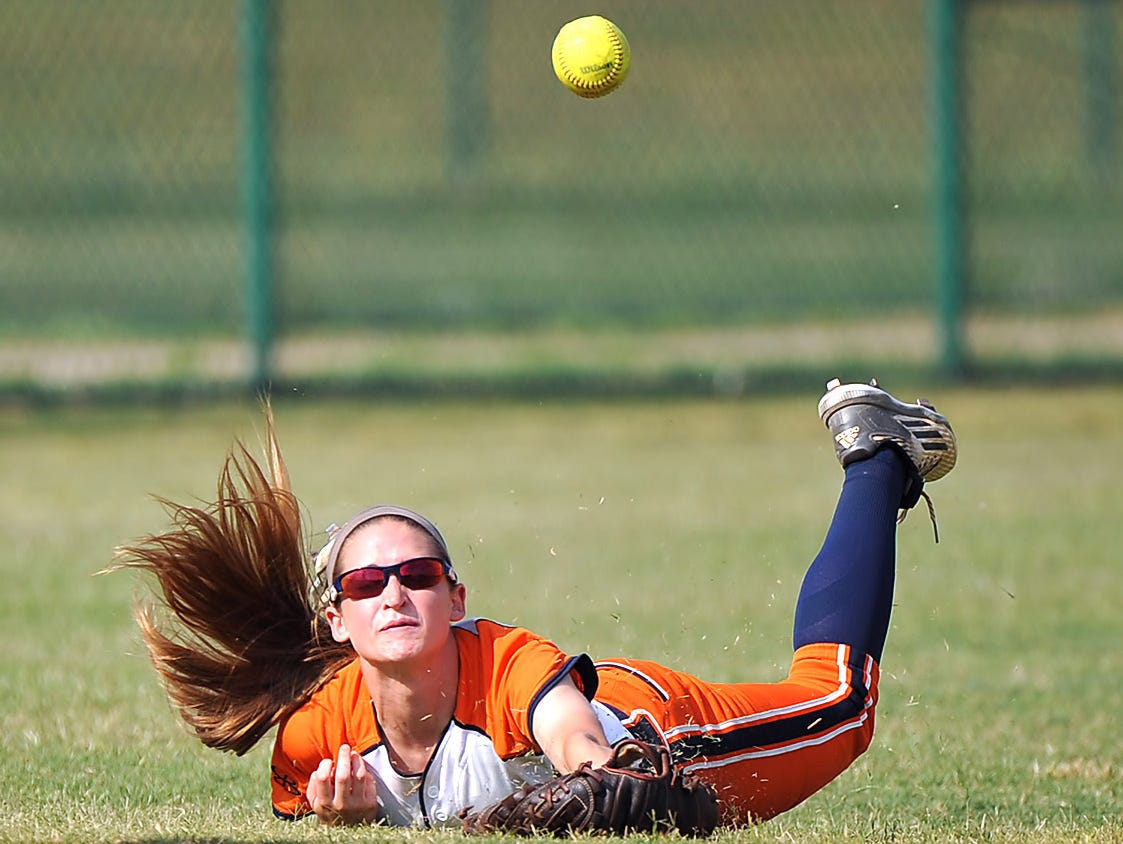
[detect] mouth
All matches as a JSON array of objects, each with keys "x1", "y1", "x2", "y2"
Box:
[{"x1": 378, "y1": 616, "x2": 419, "y2": 633}]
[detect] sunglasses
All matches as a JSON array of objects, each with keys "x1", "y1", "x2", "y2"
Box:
[{"x1": 331, "y1": 557, "x2": 454, "y2": 603}]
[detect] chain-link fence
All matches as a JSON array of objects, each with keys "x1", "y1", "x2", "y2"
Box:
[{"x1": 2, "y1": 1, "x2": 1120, "y2": 397}]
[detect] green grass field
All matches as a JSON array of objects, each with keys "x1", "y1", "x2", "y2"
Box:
[{"x1": 1, "y1": 384, "x2": 1120, "y2": 843}]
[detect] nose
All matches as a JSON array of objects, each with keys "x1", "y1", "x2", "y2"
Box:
[{"x1": 380, "y1": 572, "x2": 407, "y2": 607}]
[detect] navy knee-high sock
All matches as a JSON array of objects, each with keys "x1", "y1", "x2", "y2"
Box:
[{"x1": 792, "y1": 448, "x2": 909, "y2": 663}]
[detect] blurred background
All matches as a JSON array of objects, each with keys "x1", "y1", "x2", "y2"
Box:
[{"x1": 2, "y1": 0, "x2": 1121, "y2": 400}]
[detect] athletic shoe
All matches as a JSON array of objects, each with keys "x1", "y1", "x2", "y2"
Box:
[{"x1": 818, "y1": 378, "x2": 957, "y2": 526}]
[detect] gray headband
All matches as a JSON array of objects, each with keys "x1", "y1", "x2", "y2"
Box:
[{"x1": 320, "y1": 505, "x2": 456, "y2": 593}]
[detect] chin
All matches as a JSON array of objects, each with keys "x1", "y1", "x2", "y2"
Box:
[{"x1": 369, "y1": 634, "x2": 438, "y2": 665}]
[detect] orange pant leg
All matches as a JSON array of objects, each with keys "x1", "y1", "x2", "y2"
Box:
[{"x1": 594, "y1": 642, "x2": 879, "y2": 823}]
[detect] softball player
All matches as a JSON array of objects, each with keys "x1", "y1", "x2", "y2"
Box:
[{"x1": 120, "y1": 378, "x2": 956, "y2": 828}]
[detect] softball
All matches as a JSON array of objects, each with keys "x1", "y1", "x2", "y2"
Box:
[{"x1": 551, "y1": 15, "x2": 630, "y2": 99}]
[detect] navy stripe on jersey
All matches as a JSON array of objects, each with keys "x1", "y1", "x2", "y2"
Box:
[
  {"x1": 526, "y1": 653, "x2": 599, "y2": 739},
  {"x1": 599, "y1": 701, "x2": 666, "y2": 749}
]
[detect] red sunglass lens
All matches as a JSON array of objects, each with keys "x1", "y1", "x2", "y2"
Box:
[
  {"x1": 339, "y1": 568, "x2": 388, "y2": 600},
  {"x1": 397, "y1": 559, "x2": 446, "y2": 589}
]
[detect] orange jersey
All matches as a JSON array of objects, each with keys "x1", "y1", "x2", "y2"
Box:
[
  {"x1": 272, "y1": 619, "x2": 877, "y2": 827},
  {"x1": 270, "y1": 618, "x2": 610, "y2": 824}
]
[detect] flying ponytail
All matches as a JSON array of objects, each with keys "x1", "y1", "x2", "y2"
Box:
[{"x1": 113, "y1": 404, "x2": 353, "y2": 755}]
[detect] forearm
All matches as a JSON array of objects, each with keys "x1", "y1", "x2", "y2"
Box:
[
  {"x1": 552, "y1": 727, "x2": 614, "y2": 773},
  {"x1": 532, "y1": 677, "x2": 614, "y2": 773}
]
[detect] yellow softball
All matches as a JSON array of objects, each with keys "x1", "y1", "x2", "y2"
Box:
[{"x1": 551, "y1": 15, "x2": 630, "y2": 99}]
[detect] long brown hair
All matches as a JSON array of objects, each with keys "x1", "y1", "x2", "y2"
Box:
[{"x1": 113, "y1": 404, "x2": 353, "y2": 755}]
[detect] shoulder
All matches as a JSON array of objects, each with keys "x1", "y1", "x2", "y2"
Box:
[
  {"x1": 297, "y1": 657, "x2": 366, "y2": 713},
  {"x1": 453, "y1": 616, "x2": 518, "y2": 637},
  {"x1": 454, "y1": 617, "x2": 595, "y2": 705},
  {"x1": 454, "y1": 618, "x2": 570, "y2": 671},
  {"x1": 277, "y1": 658, "x2": 377, "y2": 752},
  {"x1": 454, "y1": 617, "x2": 555, "y2": 650}
]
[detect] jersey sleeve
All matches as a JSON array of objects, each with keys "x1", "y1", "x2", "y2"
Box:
[
  {"x1": 455, "y1": 619, "x2": 598, "y2": 759},
  {"x1": 270, "y1": 702, "x2": 328, "y2": 819},
  {"x1": 269, "y1": 659, "x2": 376, "y2": 820}
]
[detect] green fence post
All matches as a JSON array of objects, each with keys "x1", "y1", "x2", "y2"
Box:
[
  {"x1": 241, "y1": 0, "x2": 275, "y2": 392},
  {"x1": 1084, "y1": 0, "x2": 1119, "y2": 180},
  {"x1": 929, "y1": 0, "x2": 966, "y2": 376},
  {"x1": 445, "y1": 0, "x2": 490, "y2": 181}
]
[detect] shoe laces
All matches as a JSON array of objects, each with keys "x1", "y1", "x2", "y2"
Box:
[{"x1": 898, "y1": 490, "x2": 940, "y2": 543}]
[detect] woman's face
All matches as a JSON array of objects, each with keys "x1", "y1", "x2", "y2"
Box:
[{"x1": 326, "y1": 518, "x2": 466, "y2": 669}]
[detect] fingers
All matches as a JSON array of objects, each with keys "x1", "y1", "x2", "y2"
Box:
[
  {"x1": 306, "y1": 756, "x2": 334, "y2": 808},
  {"x1": 306, "y1": 744, "x2": 379, "y2": 826},
  {"x1": 334, "y1": 743, "x2": 353, "y2": 793},
  {"x1": 350, "y1": 747, "x2": 378, "y2": 802},
  {"x1": 348, "y1": 747, "x2": 366, "y2": 784}
]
